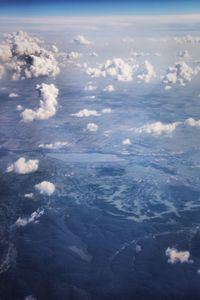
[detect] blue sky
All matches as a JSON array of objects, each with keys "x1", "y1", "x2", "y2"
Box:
[{"x1": 0, "y1": 0, "x2": 200, "y2": 16}]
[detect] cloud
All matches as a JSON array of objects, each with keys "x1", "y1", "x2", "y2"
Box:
[
  {"x1": 71, "y1": 109, "x2": 100, "y2": 117},
  {"x1": 163, "y1": 61, "x2": 194, "y2": 86},
  {"x1": 0, "y1": 43, "x2": 12, "y2": 62},
  {"x1": 166, "y1": 247, "x2": 193, "y2": 264},
  {"x1": 178, "y1": 50, "x2": 191, "y2": 59},
  {"x1": 72, "y1": 35, "x2": 93, "y2": 45},
  {"x1": 16, "y1": 104, "x2": 23, "y2": 111},
  {"x1": 21, "y1": 83, "x2": 59, "y2": 122},
  {"x1": 88, "y1": 52, "x2": 98, "y2": 57},
  {"x1": 122, "y1": 138, "x2": 131, "y2": 145},
  {"x1": 0, "y1": 31, "x2": 60, "y2": 80},
  {"x1": 6, "y1": 157, "x2": 39, "y2": 174},
  {"x1": 15, "y1": 209, "x2": 44, "y2": 227},
  {"x1": 173, "y1": 35, "x2": 200, "y2": 44},
  {"x1": 35, "y1": 181, "x2": 55, "y2": 196},
  {"x1": 24, "y1": 193, "x2": 34, "y2": 199},
  {"x1": 38, "y1": 141, "x2": 69, "y2": 149},
  {"x1": 86, "y1": 123, "x2": 98, "y2": 131},
  {"x1": 185, "y1": 118, "x2": 200, "y2": 127},
  {"x1": 103, "y1": 84, "x2": 115, "y2": 92},
  {"x1": 86, "y1": 58, "x2": 138, "y2": 82},
  {"x1": 137, "y1": 60, "x2": 156, "y2": 83},
  {"x1": 165, "y1": 85, "x2": 172, "y2": 90},
  {"x1": 8, "y1": 92, "x2": 19, "y2": 97},
  {"x1": 101, "y1": 108, "x2": 112, "y2": 113},
  {"x1": 84, "y1": 83, "x2": 97, "y2": 91},
  {"x1": 24, "y1": 296, "x2": 37, "y2": 300},
  {"x1": 0, "y1": 65, "x2": 5, "y2": 79},
  {"x1": 135, "y1": 121, "x2": 181, "y2": 135},
  {"x1": 52, "y1": 45, "x2": 58, "y2": 53},
  {"x1": 66, "y1": 51, "x2": 82, "y2": 60},
  {"x1": 130, "y1": 52, "x2": 146, "y2": 57},
  {"x1": 135, "y1": 244, "x2": 142, "y2": 253}
]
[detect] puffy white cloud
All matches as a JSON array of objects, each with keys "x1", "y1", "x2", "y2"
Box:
[
  {"x1": 178, "y1": 50, "x2": 191, "y2": 59},
  {"x1": 15, "y1": 209, "x2": 44, "y2": 227},
  {"x1": 86, "y1": 123, "x2": 98, "y2": 132},
  {"x1": 135, "y1": 121, "x2": 181, "y2": 135},
  {"x1": 166, "y1": 247, "x2": 192, "y2": 264},
  {"x1": 72, "y1": 35, "x2": 93, "y2": 45},
  {"x1": 185, "y1": 118, "x2": 200, "y2": 127},
  {"x1": 137, "y1": 60, "x2": 156, "y2": 83},
  {"x1": 21, "y1": 83, "x2": 59, "y2": 122},
  {"x1": 71, "y1": 109, "x2": 100, "y2": 117},
  {"x1": 165, "y1": 85, "x2": 172, "y2": 90},
  {"x1": 88, "y1": 95, "x2": 96, "y2": 100},
  {"x1": 35, "y1": 181, "x2": 55, "y2": 196},
  {"x1": 122, "y1": 138, "x2": 131, "y2": 145},
  {"x1": 6, "y1": 157, "x2": 39, "y2": 174},
  {"x1": 0, "y1": 31, "x2": 60, "y2": 80},
  {"x1": 8, "y1": 92, "x2": 18, "y2": 97},
  {"x1": 66, "y1": 51, "x2": 82, "y2": 60},
  {"x1": 86, "y1": 58, "x2": 138, "y2": 82},
  {"x1": 24, "y1": 193, "x2": 34, "y2": 199},
  {"x1": 16, "y1": 104, "x2": 23, "y2": 111},
  {"x1": 103, "y1": 84, "x2": 115, "y2": 92},
  {"x1": 52, "y1": 45, "x2": 59, "y2": 53},
  {"x1": 88, "y1": 52, "x2": 98, "y2": 57},
  {"x1": 84, "y1": 83, "x2": 97, "y2": 91},
  {"x1": 163, "y1": 61, "x2": 194, "y2": 86},
  {"x1": 71, "y1": 108, "x2": 111, "y2": 117},
  {"x1": 101, "y1": 108, "x2": 112, "y2": 114},
  {"x1": 38, "y1": 141, "x2": 69, "y2": 149}
]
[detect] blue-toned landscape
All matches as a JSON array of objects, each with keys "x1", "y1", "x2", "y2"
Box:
[{"x1": 1, "y1": 3, "x2": 200, "y2": 299}]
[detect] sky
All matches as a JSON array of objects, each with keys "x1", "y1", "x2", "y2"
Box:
[{"x1": 1, "y1": 0, "x2": 200, "y2": 16}]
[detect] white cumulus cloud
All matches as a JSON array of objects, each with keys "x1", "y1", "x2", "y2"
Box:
[
  {"x1": 122, "y1": 138, "x2": 131, "y2": 145},
  {"x1": 71, "y1": 109, "x2": 100, "y2": 117},
  {"x1": 21, "y1": 83, "x2": 59, "y2": 122},
  {"x1": 84, "y1": 83, "x2": 97, "y2": 91},
  {"x1": 0, "y1": 31, "x2": 60, "y2": 80},
  {"x1": 137, "y1": 60, "x2": 156, "y2": 83},
  {"x1": 103, "y1": 84, "x2": 115, "y2": 92},
  {"x1": 86, "y1": 123, "x2": 98, "y2": 132},
  {"x1": 86, "y1": 58, "x2": 138, "y2": 82},
  {"x1": 6, "y1": 157, "x2": 39, "y2": 174},
  {"x1": 72, "y1": 35, "x2": 93, "y2": 45},
  {"x1": 185, "y1": 118, "x2": 200, "y2": 127},
  {"x1": 15, "y1": 209, "x2": 44, "y2": 227},
  {"x1": 35, "y1": 181, "x2": 55, "y2": 196},
  {"x1": 8, "y1": 92, "x2": 19, "y2": 97},
  {"x1": 38, "y1": 141, "x2": 69, "y2": 149},
  {"x1": 163, "y1": 61, "x2": 195, "y2": 86},
  {"x1": 135, "y1": 121, "x2": 181, "y2": 135},
  {"x1": 166, "y1": 247, "x2": 193, "y2": 264}
]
